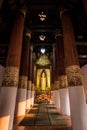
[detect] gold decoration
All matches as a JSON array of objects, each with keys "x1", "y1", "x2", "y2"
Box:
[
  {"x1": 25, "y1": 32, "x2": 31, "y2": 38},
  {"x1": 18, "y1": 75, "x2": 28, "y2": 89},
  {"x1": 59, "y1": 75, "x2": 68, "y2": 89},
  {"x1": 53, "y1": 81, "x2": 60, "y2": 90},
  {"x1": 19, "y1": 5, "x2": 27, "y2": 18},
  {"x1": 55, "y1": 29, "x2": 62, "y2": 39},
  {"x1": 2, "y1": 66, "x2": 19, "y2": 87},
  {"x1": 59, "y1": 8, "x2": 68, "y2": 18},
  {"x1": 25, "y1": 29, "x2": 31, "y2": 38},
  {"x1": 36, "y1": 54, "x2": 51, "y2": 66},
  {"x1": 51, "y1": 84, "x2": 54, "y2": 91},
  {"x1": 66, "y1": 65, "x2": 83, "y2": 86},
  {"x1": 32, "y1": 84, "x2": 35, "y2": 91},
  {"x1": 27, "y1": 80, "x2": 32, "y2": 90}
]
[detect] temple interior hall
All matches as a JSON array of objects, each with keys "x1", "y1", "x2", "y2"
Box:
[{"x1": 0, "y1": 0, "x2": 87, "y2": 130}]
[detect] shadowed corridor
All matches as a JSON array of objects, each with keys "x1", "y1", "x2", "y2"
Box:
[{"x1": 13, "y1": 102, "x2": 72, "y2": 130}]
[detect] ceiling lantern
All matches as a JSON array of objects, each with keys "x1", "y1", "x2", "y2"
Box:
[
  {"x1": 40, "y1": 48, "x2": 45, "y2": 54},
  {"x1": 38, "y1": 11, "x2": 46, "y2": 21},
  {"x1": 39, "y1": 35, "x2": 46, "y2": 41}
]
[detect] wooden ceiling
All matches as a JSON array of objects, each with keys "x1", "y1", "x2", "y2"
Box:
[{"x1": 0, "y1": 0, "x2": 87, "y2": 66}]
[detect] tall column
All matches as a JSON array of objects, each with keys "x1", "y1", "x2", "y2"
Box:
[
  {"x1": 25, "y1": 30, "x2": 32, "y2": 111},
  {"x1": 60, "y1": 8, "x2": 87, "y2": 130},
  {"x1": 0, "y1": 65, "x2": 5, "y2": 90},
  {"x1": 82, "y1": 0, "x2": 87, "y2": 14},
  {"x1": 51, "y1": 46, "x2": 55, "y2": 86},
  {"x1": 81, "y1": 64, "x2": 87, "y2": 103},
  {"x1": 0, "y1": 7, "x2": 26, "y2": 130},
  {"x1": 15, "y1": 29, "x2": 30, "y2": 116},
  {"x1": 51, "y1": 45, "x2": 55, "y2": 103},
  {"x1": 26, "y1": 80, "x2": 32, "y2": 110},
  {"x1": 29, "y1": 45, "x2": 34, "y2": 106},
  {"x1": 55, "y1": 29, "x2": 70, "y2": 116},
  {"x1": 0, "y1": 0, "x2": 3, "y2": 9},
  {"x1": 31, "y1": 58, "x2": 35, "y2": 106},
  {"x1": 52, "y1": 44, "x2": 60, "y2": 107}
]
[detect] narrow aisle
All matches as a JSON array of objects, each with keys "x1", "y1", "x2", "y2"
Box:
[{"x1": 17, "y1": 102, "x2": 72, "y2": 128}]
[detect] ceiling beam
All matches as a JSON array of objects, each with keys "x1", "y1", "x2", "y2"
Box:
[
  {"x1": 29, "y1": 5, "x2": 57, "y2": 10},
  {"x1": 76, "y1": 42, "x2": 87, "y2": 46},
  {"x1": 79, "y1": 55, "x2": 87, "y2": 59}
]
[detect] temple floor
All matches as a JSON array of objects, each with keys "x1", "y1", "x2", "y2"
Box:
[{"x1": 13, "y1": 102, "x2": 72, "y2": 130}]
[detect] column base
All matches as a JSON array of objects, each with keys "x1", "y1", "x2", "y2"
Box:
[
  {"x1": 26, "y1": 90, "x2": 32, "y2": 110},
  {"x1": 69, "y1": 86, "x2": 87, "y2": 130},
  {"x1": 31, "y1": 90, "x2": 35, "y2": 106},
  {"x1": 60, "y1": 88, "x2": 70, "y2": 116},
  {"x1": 16, "y1": 88, "x2": 27, "y2": 116},
  {"x1": 55, "y1": 90, "x2": 60, "y2": 109},
  {"x1": 0, "y1": 87, "x2": 17, "y2": 130}
]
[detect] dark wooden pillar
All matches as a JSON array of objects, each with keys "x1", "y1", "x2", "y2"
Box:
[
  {"x1": 28, "y1": 45, "x2": 33, "y2": 83},
  {"x1": 51, "y1": 49, "x2": 54, "y2": 84},
  {"x1": 16, "y1": 29, "x2": 30, "y2": 116},
  {"x1": 0, "y1": 0, "x2": 3, "y2": 9},
  {"x1": 29, "y1": 45, "x2": 35, "y2": 106},
  {"x1": 0, "y1": 7, "x2": 26, "y2": 130},
  {"x1": 82, "y1": 0, "x2": 87, "y2": 14},
  {"x1": 60, "y1": 7, "x2": 87, "y2": 130},
  {"x1": 55, "y1": 29, "x2": 66, "y2": 88},
  {"x1": 55, "y1": 28, "x2": 70, "y2": 115}
]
